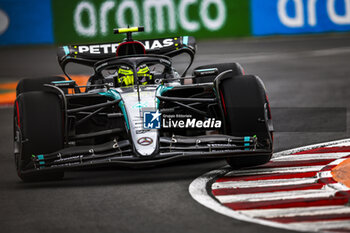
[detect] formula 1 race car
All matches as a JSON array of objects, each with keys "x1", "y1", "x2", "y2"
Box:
[{"x1": 14, "y1": 27, "x2": 273, "y2": 182}]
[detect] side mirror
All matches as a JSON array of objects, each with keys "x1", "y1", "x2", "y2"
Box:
[
  {"x1": 51, "y1": 80, "x2": 76, "y2": 88},
  {"x1": 193, "y1": 68, "x2": 219, "y2": 77}
]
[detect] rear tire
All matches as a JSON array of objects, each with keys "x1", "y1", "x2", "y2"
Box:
[
  {"x1": 193, "y1": 63, "x2": 244, "y2": 84},
  {"x1": 14, "y1": 91, "x2": 64, "y2": 182},
  {"x1": 218, "y1": 74, "x2": 273, "y2": 168},
  {"x1": 16, "y1": 76, "x2": 66, "y2": 96}
]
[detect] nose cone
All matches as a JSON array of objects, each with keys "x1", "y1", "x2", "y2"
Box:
[{"x1": 119, "y1": 87, "x2": 159, "y2": 157}]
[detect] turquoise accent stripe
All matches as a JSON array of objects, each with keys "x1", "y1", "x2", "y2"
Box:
[
  {"x1": 63, "y1": 46, "x2": 70, "y2": 55},
  {"x1": 39, "y1": 161, "x2": 45, "y2": 165},
  {"x1": 98, "y1": 90, "x2": 129, "y2": 130},
  {"x1": 99, "y1": 89, "x2": 121, "y2": 101},
  {"x1": 156, "y1": 85, "x2": 174, "y2": 109},
  {"x1": 118, "y1": 100, "x2": 129, "y2": 130},
  {"x1": 244, "y1": 137, "x2": 250, "y2": 150},
  {"x1": 196, "y1": 68, "x2": 217, "y2": 72},
  {"x1": 244, "y1": 142, "x2": 250, "y2": 151},
  {"x1": 52, "y1": 80, "x2": 74, "y2": 84},
  {"x1": 183, "y1": 36, "x2": 189, "y2": 45},
  {"x1": 37, "y1": 155, "x2": 44, "y2": 160},
  {"x1": 156, "y1": 85, "x2": 174, "y2": 96}
]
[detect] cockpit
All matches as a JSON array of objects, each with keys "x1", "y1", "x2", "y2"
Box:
[{"x1": 92, "y1": 55, "x2": 180, "y2": 89}]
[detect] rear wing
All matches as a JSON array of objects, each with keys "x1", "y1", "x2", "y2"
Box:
[{"x1": 57, "y1": 36, "x2": 196, "y2": 77}]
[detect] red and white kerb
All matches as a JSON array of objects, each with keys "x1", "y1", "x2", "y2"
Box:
[{"x1": 190, "y1": 139, "x2": 350, "y2": 233}]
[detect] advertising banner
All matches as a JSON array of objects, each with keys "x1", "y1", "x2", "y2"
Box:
[
  {"x1": 52, "y1": 0, "x2": 250, "y2": 44},
  {"x1": 252, "y1": 0, "x2": 350, "y2": 36},
  {"x1": 0, "y1": 0, "x2": 54, "y2": 45},
  {"x1": 2, "y1": 0, "x2": 350, "y2": 46}
]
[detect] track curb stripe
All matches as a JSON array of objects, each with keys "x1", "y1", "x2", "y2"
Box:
[
  {"x1": 212, "y1": 183, "x2": 324, "y2": 195},
  {"x1": 189, "y1": 138, "x2": 350, "y2": 232}
]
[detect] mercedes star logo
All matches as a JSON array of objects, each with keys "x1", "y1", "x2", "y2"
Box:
[{"x1": 137, "y1": 137, "x2": 153, "y2": 146}]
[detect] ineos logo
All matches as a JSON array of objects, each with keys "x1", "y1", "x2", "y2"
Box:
[
  {"x1": 137, "y1": 137, "x2": 153, "y2": 146},
  {"x1": 0, "y1": 9, "x2": 9, "y2": 36}
]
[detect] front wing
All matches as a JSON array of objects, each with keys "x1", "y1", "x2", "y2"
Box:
[{"x1": 24, "y1": 135, "x2": 272, "y2": 174}]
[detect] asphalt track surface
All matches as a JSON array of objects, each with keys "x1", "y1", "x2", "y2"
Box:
[{"x1": 1, "y1": 34, "x2": 350, "y2": 233}]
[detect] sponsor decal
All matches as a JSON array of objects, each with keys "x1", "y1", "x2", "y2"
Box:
[
  {"x1": 144, "y1": 39, "x2": 174, "y2": 49},
  {"x1": 52, "y1": 0, "x2": 250, "y2": 43},
  {"x1": 78, "y1": 44, "x2": 119, "y2": 54},
  {"x1": 76, "y1": 39, "x2": 174, "y2": 55},
  {"x1": 252, "y1": 0, "x2": 350, "y2": 35},
  {"x1": 143, "y1": 110, "x2": 222, "y2": 129},
  {"x1": 136, "y1": 129, "x2": 151, "y2": 134},
  {"x1": 162, "y1": 117, "x2": 222, "y2": 129},
  {"x1": 194, "y1": 68, "x2": 219, "y2": 77},
  {"x1": 162, "y1": 114, "x2": 222, "y2": 129},
  {"x1": 144, "y1": 110, "x2": 161, "y2": 129},
  {"x1": 207, "y1": 144, "x2": 235, "y2": 147},
  {"x1": 137, "y1": 137, "x2": 153, "y2": 146},
  {"x1": 72, "y1": 0, "x2": 226, "y2": 37}
]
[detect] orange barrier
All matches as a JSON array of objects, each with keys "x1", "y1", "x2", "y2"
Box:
[{"x1": 332, "y1": 158, "x2": 350, "y2": 188}]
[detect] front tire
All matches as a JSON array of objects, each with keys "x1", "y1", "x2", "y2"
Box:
[
  {"x1": 16, "y1": 76, "x2": 66, "y2": 96},
  {"x1": 14, "y1": 91, "x2": 64, "y2": 182},
  {"x1": 218, "y1": 74, "x2": 273, "y2": 168}
]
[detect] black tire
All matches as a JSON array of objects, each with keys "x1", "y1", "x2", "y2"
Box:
[
  {"x1": 219, "y1": 74, "x2": 272, "y2": 168},
  {"x1": 193, "y1": 63, "x2": 244, "y2": 84},
  {"x1": 16, "y1": 76, "x2": 66, "y2": 96},
  {"x1": 14, "y1": 91, "x2": 64, "y2": 182}
]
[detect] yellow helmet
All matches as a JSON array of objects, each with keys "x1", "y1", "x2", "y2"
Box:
[
  {"x1": 117, "y1": 66, "x2": 134, "y2": 86},
  {"x1": 117, "y1": 64, "x2": 153, "y2": 86},
  {"x1": 137, "y1": 64, "x2": 152, "y2": 85}
]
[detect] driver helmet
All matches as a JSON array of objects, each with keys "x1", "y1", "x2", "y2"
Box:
[
  {"x1": 137, "y1": 64, "x2": 153, "y2": 85},
  {"x1": 117, "y1": 65, "x2": 152, "y2": 86},
  {"x1": 117, "y1": 66, "x2": 134, "y2": 86}
]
